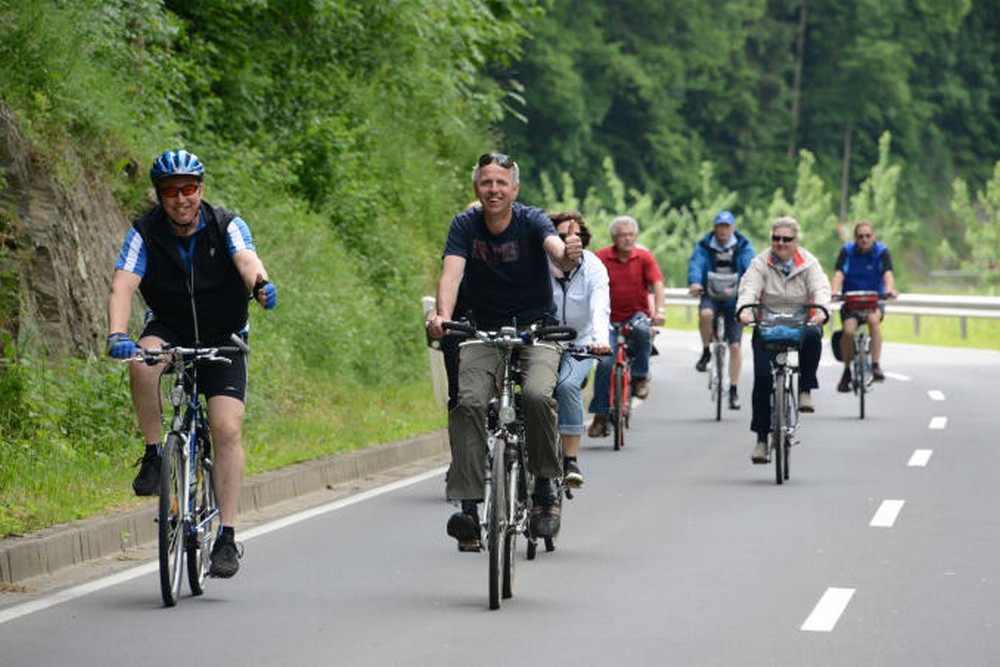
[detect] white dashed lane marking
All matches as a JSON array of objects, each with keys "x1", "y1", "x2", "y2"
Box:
[
  {"x1": 801, "y1": 587, "x2": 856, "y2": 632},
  {"x1": 929, "y1": 416, "x2": 948, "y2": 430},
  {"x1": 908, "y1": 449, "x2": 933, "y2": 467},
  {"x1": 928, "y1": 390, "x2": 945, "y2": 401},
  {"x1": 870, "y1": 499, "x2": 906, "y2": 528}
]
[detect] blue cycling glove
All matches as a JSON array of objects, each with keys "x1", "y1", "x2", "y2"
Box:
[
  {"x1": 254, "y1": 280, "x2": 277, "y2": 310},
  {"x1": 107, "y1": 333, "x2": 139, "y2": 359}
]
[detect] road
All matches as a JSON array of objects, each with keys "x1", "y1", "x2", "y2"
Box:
[{"x1": 1, "y1": 330, "x2": 998, "y2": 666}]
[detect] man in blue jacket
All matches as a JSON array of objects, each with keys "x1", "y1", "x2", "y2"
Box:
[
  {"x1": 687, "y1": 210, "x2": 755, "y2": 409},
  {"x1": 830, "y1": 220, "x2": 898, "y2": 390}
]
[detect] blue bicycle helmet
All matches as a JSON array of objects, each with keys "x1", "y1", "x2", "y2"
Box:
[
  {"x1": 714, "y1": 210, "x2": 735, "y2": 226},
  {"x1": 149, "y1": 149, "x2": 205, "y2": 184}
]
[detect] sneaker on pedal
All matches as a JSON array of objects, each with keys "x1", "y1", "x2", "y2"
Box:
[
  {"x1": 588, "y1": 414, "x2": 609, "y2": 438},
  {"x1": 695, "y1": 349, "x2": 711, "y2": 372},
  {"x1": 728, "y1": 386, "x2": 741, "y2": 410},
  {"x1": 446, "y1": 508, "x2": 481, "y2": 552},
  {"x1": 872, "y1": 363, "x2": 885, "y2": 382},
  {"x1": 751, "y1": 439, "x2": 768, "y2": 464},
  {"x1": 209, "y1": 534, "x2": 243, "y2": 578},
  {"x1": 798, "y1": 391, "x2": 814, "y2": 413},
  {"x1": 132, "y1": 449, "x2": 161, "y2": 496},
  {"x1": 633, "y1": 377, "x2": 650, "y2": 399},
  {"x1": 837, "y1": 367, "x2": 852, "y2": 393},
  {"x1": 564, "y1": 459, "x2": 585, "y2": 488}
]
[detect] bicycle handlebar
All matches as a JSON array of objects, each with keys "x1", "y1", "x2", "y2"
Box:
[
  {"x1": 131, "y1": 333, "x2": 250, "y2": 366},
  {"x1": 441, "y1": 321, "x2": 577, "y2": 345},
  {"x1": 736, "y1": 302, "x2": 830, "y2": 324}
]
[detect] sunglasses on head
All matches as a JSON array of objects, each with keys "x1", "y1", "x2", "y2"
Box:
[
  {"x1": 771, "y1": 235, "x2": 796, "y2": 243},
  {"x1": 477, "y1": 153, "x2": 514, "y2": 169},
  {"x1": 159, "y1": 182, "x2": 200, "y2": 198}
]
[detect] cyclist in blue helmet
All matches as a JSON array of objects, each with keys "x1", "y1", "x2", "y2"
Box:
[
  {"x1": 687, "y1": 210, "x2": 756, "y2": 409},
  {"x1": 107, "y1": 149, "x2": 278, "y2": 579}
]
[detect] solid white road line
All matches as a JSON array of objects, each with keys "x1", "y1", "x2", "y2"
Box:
[
  {"x1": 929, "y1": 416, "x2": 948, "y2": 430},
  {"x1": 801, "y1": 587, "x2": 856, "y2": 632},
  {"x1": 928, "y1": 390, "x2": 946, "y2": 401},
  {"x1": 0, "y1": 465, "x2": 450, "y2": 626},
  {"x1": 908, "y1": 449, "x2": 933, "y2": 467},
  {"x1": 870, "y1": 499, "x2": 906, "y2": 528}
]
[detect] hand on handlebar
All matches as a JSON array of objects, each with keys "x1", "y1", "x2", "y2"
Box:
[
  {"x1": 107, "y1": 333, "x2": 139, "y2": 359},
  {"x1": 688, "y1": 283, "x2": 703, "y2": 297}
]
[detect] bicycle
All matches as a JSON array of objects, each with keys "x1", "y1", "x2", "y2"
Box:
[
  {"x1": 443, "y1": 321, "x2": 575, "y2": 610},
  {"x1": 132, "y1": 335, "x2": 249, "y2": 607},
  {"x1": 836, "y1": 291, "x2": 883, "y2": 420},
  {"x1": 738, "y1": 303, "x2": 828, "y2": 485},
  {"x1": 608, "y1": 321, "x2": 636, "y2": 451}
]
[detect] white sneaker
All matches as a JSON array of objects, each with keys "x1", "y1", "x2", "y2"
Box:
[
  {"x1": 798, "y1": 391, "x2": 814, "y2": 413},
  {"x1": 751, "y1": 440, "x2": 768, "y2": 464}
]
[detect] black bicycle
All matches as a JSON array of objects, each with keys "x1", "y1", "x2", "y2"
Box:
[
  {"x1": 134, "y1": 335, "x2": 248, "y2": 606},
  {"x1": 444, "y1": 321, "x2": 574, "y2": 610},
  {"x1": 836, "y1": 291, "x2": 884, "y2": 420}
]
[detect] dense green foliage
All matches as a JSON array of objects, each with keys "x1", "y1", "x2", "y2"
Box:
[{"x1": 0, "y1": 0, "x2": 997, "y2": 535}]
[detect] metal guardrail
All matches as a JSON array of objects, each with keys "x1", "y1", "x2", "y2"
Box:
[{"x1": 664, "y1": 288, "x2": 1000, "y2": 338}]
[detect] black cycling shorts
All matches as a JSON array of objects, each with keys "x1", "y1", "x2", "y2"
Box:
[{"x1": 139, "y1": 320, "x2": 248, "y2": 402}]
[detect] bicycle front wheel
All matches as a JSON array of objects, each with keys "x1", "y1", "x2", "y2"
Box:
[
  {"x1": 713, "y1": 345, "x2": 725, "y2": 421},
  {"x1": 502, "y1": 453, "x2": 519, "y2": 600},
  {"x1": 772, "y1": 378, "x2": 786, "y2": 485},
  {"x1": 487, "y1": 441, "x2": 507, "y2": 610},
  {"x1": 187, "y1": 433, "x2": 219, "y2": 596},
  {"x1": 159, "y1": 433, "x2": 185, "y2": 606},
  {"x1": 855, "y1": 338, "x2": 867, "y2": 420},
  {"x1": 612, "y1": 366, "x2": 626, "y2": 451}
]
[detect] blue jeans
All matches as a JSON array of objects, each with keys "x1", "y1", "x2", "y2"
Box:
[
  {"x1": 588, "y1": 312, "x2": 651, "y2": 416},
  {"x1": 556, "y1": 353, "x2": 595, "y2": 436},
  {"x1": 750, "y1": 327, "x2": 822, "y2": 436}
]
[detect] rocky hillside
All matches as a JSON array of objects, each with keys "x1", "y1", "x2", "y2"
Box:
[{"x1": 0, "y1": 100, "x2": 134, "y2": 358}]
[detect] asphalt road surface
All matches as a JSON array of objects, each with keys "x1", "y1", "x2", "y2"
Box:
[{"x1": 2, "y1": 330, "x2": 998, "y2": 666}]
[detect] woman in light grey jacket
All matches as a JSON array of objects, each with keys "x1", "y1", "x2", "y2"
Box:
[{"x1": 736, "y1": 217, "x2": 831, "y2": 464}]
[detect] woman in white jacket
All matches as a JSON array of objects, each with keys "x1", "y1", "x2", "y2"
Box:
[
  {"x1": 549, "y1": 212, "x2": 611, "y2": 489},
  {"x1": 737, "y1": 217, "x2": 831, "y2": 464}
]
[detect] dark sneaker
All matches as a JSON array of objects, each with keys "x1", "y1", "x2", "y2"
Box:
[
  {"x1": 446, "y1": 510, "x2": 481, "y2": 552},
  {"x1": 751, "y1": 439, "x2": 768, "y2": 464},
  {"x1": 728, "y1": 386, "x2": 741, "y2": 410},
  {"x1": 632, "y1": 377, "x2": 650, "y2": 400},
  {"x1": 530, "y1": 503, "x2": 561, "y2": 538},
  {"x1": 132, "y1": 450, "x2": 161, "y2": 496},
  {"x1": 837, "y1": 367, "x2": 852, "y2": 393},
  {"x1": 587, "y1": 414, "x2": 609, "y2": 438},
  {"x1": 872, "y1": 364, "x2": 885, "y2": 382},
  {"x1": 209, "y1": 535, "x2": 243, "y2": 578},
  {"x1": 564, "y1": 460, "x2": 585, "y2": 488},
  {"x1": 695, "y1": 349, "x2": 711, "y2": 372}
]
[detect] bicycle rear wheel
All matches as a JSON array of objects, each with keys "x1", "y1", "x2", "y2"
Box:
[
  {"x1": 187, "y1": 433, "x2": 218, "y2": 596},
  {"x1": 487, "y1": 441, "x2": 507, "y2": 610},
  {"x1": 159, "y1": 433, "x2": 185, "y2": 606},
  {"x1": 612, "y1": 366, "x2": 626, "y2": 451},
  {"x1": 772, "y1": 378, "x2": 786, "y2": 485}
]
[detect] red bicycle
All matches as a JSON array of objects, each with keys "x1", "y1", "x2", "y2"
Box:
[{"x1": 608, "y1": 321, "x2": 634, "y2": 451}]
